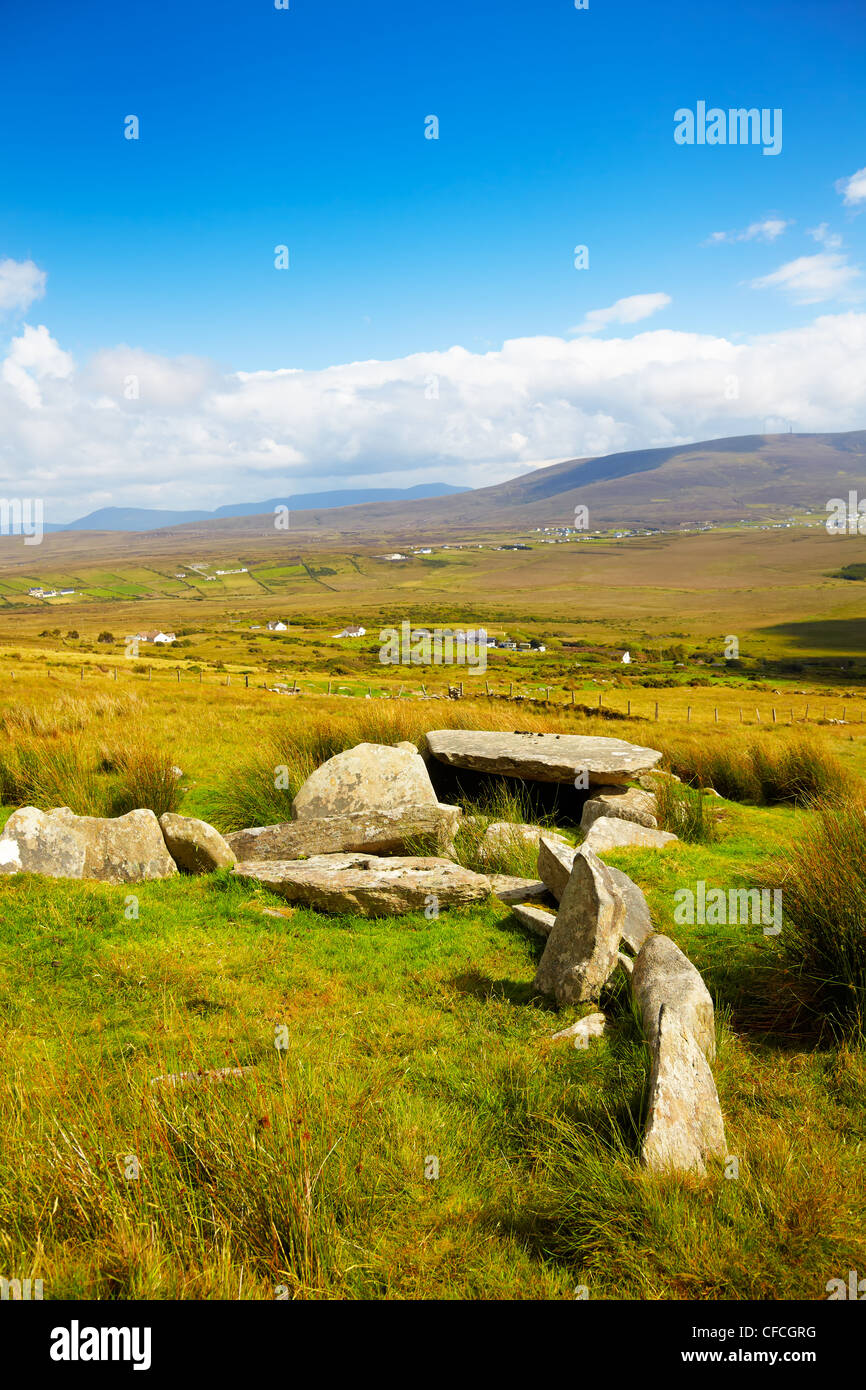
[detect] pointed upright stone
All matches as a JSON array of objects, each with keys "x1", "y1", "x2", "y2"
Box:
[{"x1": 533, "y1": 846, "x2": 625, "y2": 1005}]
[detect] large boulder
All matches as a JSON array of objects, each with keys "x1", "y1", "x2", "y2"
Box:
[
  {"x1": 232, "y1": 853, "x2": 490, "y2": 917},
  {"x1": 159, "y1": 813, "x2": 236, "y2": 873},
  {"x1": 0, "y1": 806, "x2": 178, "y2": 883},
  {"x1": 424, "y1": 730, "x2": 662, "y2": 785},
  {"x1": 641, "y1": 1004, "x2": 727, "y2": 1177},
  {"x1": 291, "y1": 741, "x2": 439, "y2": 820},
  {"x1": 631, "y1": 934, "x2": 716, "y2": 1061},
  {"x1": 533, "y1": 846, "x2": 625, "y2": 1005},
  {"x1": 0, "y1": 806, "x2": 87, "y2": 878},
  {"x1": 582, "y1": 817, "x2": 677, "y2": 855},
  {"x1": 49, "y1": 807, "x2": 179, "y2": 883},
  {"x1": 580, "y1": 785, "x2": 658, "y2": 831},
  {"x1": 226, "y1": 804, "x2": 460, "y2": 861}
]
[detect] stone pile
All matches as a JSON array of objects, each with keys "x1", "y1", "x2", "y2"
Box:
[
  {"x1": 531, "y1": 830, "x2": 725, "y2": 1178},
  {"x1": 0, "y1": 724, "x2": 725, "y2": 1176}
]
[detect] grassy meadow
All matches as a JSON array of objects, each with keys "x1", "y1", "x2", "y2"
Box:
[{"x1": 0, "y1": 674, "x2": 865, "y2": 1299}]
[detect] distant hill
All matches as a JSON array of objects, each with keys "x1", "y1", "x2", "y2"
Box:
[
  {"x1": 46, "y1": 482, "x2": 471, "y2": 532},
  {"x1": 23, "y1": 431, "x2": 866, "y2": 558},
  {"x1": 150, "y1": 430, "x2": 866, "y2": 538}
]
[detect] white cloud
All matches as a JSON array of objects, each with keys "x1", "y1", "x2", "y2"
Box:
[
  {"x1": 835, "y1": 166, "x2": 866, "y2": 206},
  {"x1": 1, "y1": 324, "x2": 74, "y2": 408},
  {"x1": 2, "y1": 313, "x2": 866, "y2": 520},
  {"x1": 807, "y1": 222, "x2": 843, "y2": 249},
  {"x1": 705, "y1": 218, "x2": 791, "y2": 245},
  {"x1": 569, "y1": 292, "x2": 671, "y2": 336},
  {"x1": 0, "y1": 258, "x2": 47, "y2": 316},
  {"x1": 749, "y1": 252, "x2": 862, "y2": 303}
]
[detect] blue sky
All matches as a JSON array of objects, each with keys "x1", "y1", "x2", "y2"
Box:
[{"x1": 1, "y1": 0, "x2": 865, "y2": 516}]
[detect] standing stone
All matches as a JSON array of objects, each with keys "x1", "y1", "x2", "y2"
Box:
[
  {"x1": 533, "y1": 846, "x2": 625, "y2": 1005},
  {"x1": 580, "y1": 786, "x2": 658, "y2": 831},
  {"x1": 641, "y1": 1004, "x2": 727, "y2": 1176},
  {"x1": 291, "y1": 742, "x2": 438, "y2": 820},
  {"x1": 159, "y1": 813, "x2": 236, "y2": 873},
  {"x1": 631, "y1": 934, "x2": 716, "y2": 1061}
]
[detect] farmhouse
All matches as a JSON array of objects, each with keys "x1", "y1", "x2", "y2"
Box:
[
  {"x1": 135, "y1": 629, "x2": 176, "y2": 644},
  {"x1": 266, "y1": 620, "x2": 288, "y2": 632},
  {"x1": 333, "y1": 625, "x2": 366, "y2": 638}
]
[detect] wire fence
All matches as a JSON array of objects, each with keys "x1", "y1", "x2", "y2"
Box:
[{"x1": 3, "y1": 661, "x2": 865, "y2": 727}]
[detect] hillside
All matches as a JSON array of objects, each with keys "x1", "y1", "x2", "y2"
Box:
[
  {"x1": 259, "y1": 430, "x2": 866, "y2": 537},
  {"x1": 68, "y1": 429, "x2": 864, "y2": 543}
]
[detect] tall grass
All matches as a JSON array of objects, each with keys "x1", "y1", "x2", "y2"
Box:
[
  {"x1": 0, "y1": 727, "x2": 181, "y2": 819},
  {"x1": 657, "y1": 733, "x2": 850, "y2": 806},
  {"x1": 773, "y1": 796, "x2": 866, "y2": 1038},
  {"x1": 654, "y1": 778, "x2": 718, "y2": 844},
  {"x1": 450, "y1": 781, "x2": 551, "y2": 877},
  {"x1": 1, "y1": 692, "x2": 137, "y2": 738}
]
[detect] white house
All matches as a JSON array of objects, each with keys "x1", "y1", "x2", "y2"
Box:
[
  {"x1": 333, "y1": 625, "x2": 366, "y2": 638},
  {"x1": 135, "y1": 629, "x2": 176, "y2": 644},
  {"x1": 267, "y1": 620, "x2": 288, "y2": 632}
]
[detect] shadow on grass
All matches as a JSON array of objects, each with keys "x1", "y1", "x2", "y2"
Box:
[{"x1": 447, "y1": 967, "x2": 549, "y2": 1009}]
